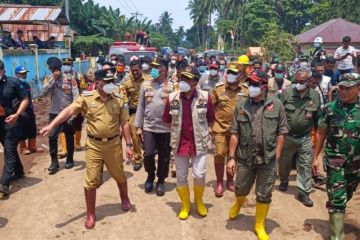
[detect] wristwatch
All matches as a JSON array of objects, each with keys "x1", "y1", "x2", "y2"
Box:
[{"x1": 228, "y1": 155, "x2": 235, "y2": 161}]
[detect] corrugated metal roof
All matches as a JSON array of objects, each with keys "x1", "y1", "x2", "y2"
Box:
[
  {"x1": 0, "y1": 5, "x2": 68, "y2": 25},
  {"x1": 296, "y1": 18, "x2": 360, "y2": 44}
]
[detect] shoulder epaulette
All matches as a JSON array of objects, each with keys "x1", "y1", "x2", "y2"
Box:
[
  {"x1": 215, "y1": 82, "x2": 225, "y2": 87},
  {"x1": 82, "y1": 91, "x2": 93, "y2": 97},
  {"x1": 113, "y1": 92, "x2": 124, "y2": 98}
]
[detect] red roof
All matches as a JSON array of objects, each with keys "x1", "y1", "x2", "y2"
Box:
[{"x1": 296, "y1": 18, "x2": 360, "y2": 44}]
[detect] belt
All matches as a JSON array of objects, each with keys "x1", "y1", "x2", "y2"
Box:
[
  {"x1": 288, "y1": 131, "x2": 311, "y2": 139},
  {"x1": 129, "y1": 107, "x2": 137, "y2": 115},
  {"x1": 87, "y1": 134, "x2": 119, "y2": 142}
]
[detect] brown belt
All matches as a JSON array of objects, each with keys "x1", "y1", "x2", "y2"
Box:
[{"x1": 87, "y1": 134, "x2": 119, "y2": 142}]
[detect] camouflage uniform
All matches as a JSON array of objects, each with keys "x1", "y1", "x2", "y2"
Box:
[{"x1": 319, "y1": 100, "x2": 360, "y2": 213}]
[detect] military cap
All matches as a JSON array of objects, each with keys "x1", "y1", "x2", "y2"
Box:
[
  {"x1": 274, "y1": 63, "x2": 286, "y2": 72},
  {"x1": 94, "y1": 69, "x2": 115, "y2": 82},
  {"x1": 338, "y1": 73, "x2": 360, "y2": 87},
  {"x1": 180, "y1": 67, "x2": 201, "y2": 81},
  {"x1": 141, "y1": 55, "x2": 153, "y2": 64},
  {"x1": 47, "y1": 57, "x2": 62, "y2": 69},
  {"x1": 150, "y1": 57, "x2": 169, "y2": 67},
  {"x1": 227, "y1": 62, "x2": 241, "y2": 73},
  {"x1": 15, "y1": 66, "x2": 29, "y2": 74},
  {"x1": 247, "y1": 70, "x2": 268, "y2": 84},
  {"x1": 62, "y1": 57, "x2": 74, "y2": 65}
]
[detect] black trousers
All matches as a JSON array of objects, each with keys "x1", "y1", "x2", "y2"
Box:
[
  {"x1": 0, "y1": 120, "x2": 24, "y2": 186},
  {"x1": 48, "y1": 114, "x2": 75, "y2": 163},
  {"x1": 143, "y1": 131, "x2": 171, "y2": 183},
  {"x1": 19, "y1": 110, "x2": 37, "y2": 140}
]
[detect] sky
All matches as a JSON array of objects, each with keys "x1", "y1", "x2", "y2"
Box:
[{"x1": 93, "y1": 0, "x2": 193, "y2": 30}]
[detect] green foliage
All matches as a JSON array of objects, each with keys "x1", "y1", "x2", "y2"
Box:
[
  {"x1": 72, "y1": 35, "x2": 113, "y2": 56},
  {"x1": 149, "y1": 32, "x2": 168, "y2": 49},
  {"x1": 259, "y1": 25, "x2": 295, "y2": 62}
]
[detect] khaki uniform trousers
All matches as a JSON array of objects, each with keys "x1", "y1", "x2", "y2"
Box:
[
  {"x1": 129, "y1": 114, "x2": 143, "y2": 164},
  {"x1": 84, "y1": 137, "x2": 126, "y2": 189},
  {"x1": 214, "y1": 133, "x2": 230, "y2": 164}
]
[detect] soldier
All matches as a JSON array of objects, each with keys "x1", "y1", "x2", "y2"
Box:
[
  {"x1": 134, "y1": 57, "x2": 175, "y2": 196},
  {"x1": 0, "y1": 60, "x2": 29, "y2": 195},
  {"x1": 278, "y1": 68, "x2": 321, "y2": 207},
  {"x1": 163, "y1": 67, "x2": 215, "y2": 220},
  {"x1": 42, "y1": 57, "x2": 78, "y2": 173},
  {"x1": 212, "y1": 62, "x2": 247, "y2": 197},
  {"x1": 312, "y1": 73, "x2": 360, "y2": 240},
  {"x1": 40, "y1": 69, "x2": 133, "y2": 229},
  {"x1": 227, "y1": 71, "x2": 288, "y2": 240},
  {"x1": 199, "y1": 60, "x2": 222, "y2": 94},
  {"x1": 15, "y1": 66, "x2": 43, "y2": 155},
  {"x1": 122, "y1": 60, "x2": 144, "y2": 171},
  {"x1": 268, "y1": 64, "x2": 291, "y2": 97}
]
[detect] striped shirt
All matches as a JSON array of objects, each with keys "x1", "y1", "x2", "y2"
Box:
[{"x1": 334, "y1": 46, "x2": 357, "y2": 70}]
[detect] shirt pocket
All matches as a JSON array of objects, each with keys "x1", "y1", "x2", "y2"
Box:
[
  {"x1": 218, "y1": 96, "x2": 229, "y2": 108},
  {"x1": 238, "y1": 135, "x2": 249, "y2": 161},
  {"x1": 197, "y1": 107, "x2": 208, "y2": 122},
  {"x1": 236, "y1": 114, "x2": 250, "y2": 136},
  {"x1": 305, "y1": 106, "x2": 317, "y2": 119}
]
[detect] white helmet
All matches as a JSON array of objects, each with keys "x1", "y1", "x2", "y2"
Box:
[{"x1": 314, "y1": 36, "x2": 323, "y2": 43}]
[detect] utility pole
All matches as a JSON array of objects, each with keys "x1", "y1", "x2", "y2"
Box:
[
  {"x1": 131, "y1": 11, "x2": 143, "y2": 27},
  {"x1": 64, "y1": 0, "x2": 71, "y2": 57}
]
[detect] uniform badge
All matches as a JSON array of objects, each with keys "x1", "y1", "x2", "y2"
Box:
[
  {"x1": 309, "y1": 101, "x2": 313, "y2": 107},
  {"x1": 198, "y1": 98, "x2": 205, "y2": 106},
  {"x1": 239, "y1": 111, "x2": 246, "y2": 115}
]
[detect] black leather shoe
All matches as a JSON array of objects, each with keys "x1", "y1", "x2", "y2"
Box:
[
  {"x1": 0, "y1": 185, "x2": 10, "y2": 195},
  {"x1": 48, "y1": 162, "x2": 59, "y2": 173},
  {"x1": 64, "y1": 161, "x2": 74, "y2": 169},
  {"x1": 10, "y1": 172, "x2": 25, "y2": 181},
  {"x1": 279, "y1": 182, "x2": 288, "y2": 192},
  {"x1": 133, "y1": 163, "x2": 142, "y2": 171},
  {"x1": 296, "y1": 191, "x2": 314, "y2": 207},
  {"x1": 156, "y1": 183, "x2": 165, "y2": 197},
  {"x1": 144, "y1": 181, "x2": 153, "y2": 193},
  {"x1": 313, "y1": 175, "x2": 326, "y2": 184}
]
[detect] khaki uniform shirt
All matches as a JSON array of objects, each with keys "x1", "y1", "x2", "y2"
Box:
[
  {"x1": 268, "y1": 77, "x2": 292, "y2": 97},
  {"x1": 122, "y1": 75, "x2": 144, "y2": 110},
  {"x1": 70, "y1": 90, "x2": 129, "y2": 138},
  {"x1": 281, "y1": 87, "x2": 320, "y2": 136},
  {"x1": 212, "y1": 82, "x2": 245, "y2": 134}
]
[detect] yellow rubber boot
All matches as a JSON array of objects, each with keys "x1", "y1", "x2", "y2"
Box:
[
  {"x1": 229, "y1": 196, "x2": 246, "y2": 219},
  {"x1": 57, "y1": 132, "x2": 67, "y2": 158},
  {"x1": 176, "y1": 186, "x2": 190, "y2": 220},
  {"x1": 254, "y1": 202, "x2": 270, "y2": 240},
  {"x1": 194, "y1": 185, "x2": 207, "y2": 217},
  {"x1": 75, "y1": 131, "x2": 82, "y2": 151}
]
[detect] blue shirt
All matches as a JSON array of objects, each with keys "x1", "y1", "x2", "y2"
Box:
[{"x1": 324, "y1": 70, "x2": 341, "y2": 86}]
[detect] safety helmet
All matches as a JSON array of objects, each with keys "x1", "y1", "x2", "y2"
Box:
[
  {"x1": 314, "y1": 37, "x2": 323, "y2": 43},
  {"x1": 238, "y1": 55, "x2": 249, "y2": 65}
]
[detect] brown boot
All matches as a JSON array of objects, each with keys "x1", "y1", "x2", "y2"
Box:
[
  {"x1": 226, "y1": 172, "x2": 235, "y2": 192},
  {"x1": 28, "y1": 138, "x2": 43, "y2": 153},
  {"x1": 75, "y1": 131, "x2": 82, "y2": 151},
  {"x1": 214, "y1": 163, "x2": 224, "y2": 197},
  {"x1": 19, "y1": 140, "x2": 31, "y2": 155},
  {"x1": 84, "y1": 188, "x2": 96, "y2": 229},
  {"x1": 117, "y1": 181, "x2": 131, "y2": 211}
]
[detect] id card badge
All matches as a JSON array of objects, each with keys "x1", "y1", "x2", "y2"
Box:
[{"x1": 0, "y1": 106, "x2": 5, "y2": 117}]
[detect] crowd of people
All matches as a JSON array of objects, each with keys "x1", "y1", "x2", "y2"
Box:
[
  {"x1": 0, "y1": 34, "x2": 359, "y2": 240},
  {"x1": 0, "y1": 28, "x2": 58, "y2": 49}
]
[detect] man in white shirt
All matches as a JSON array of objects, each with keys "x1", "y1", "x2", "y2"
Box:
[{"x1": 334, "y1": 36, "x2": 358, "y2": 75}]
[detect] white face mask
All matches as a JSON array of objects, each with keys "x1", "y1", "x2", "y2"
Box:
[
  {"x1": 111, "y1": 60, "x2": 117, "y2": 65},
  {"x1": 141, "y1": 63, "x2": 149, "y2": 71},
  {"x1": 170, "y1": 60, "x2": 176, "y2": 65},
  {"x1": 62, "y1": 65, "x2": 72, "y2": 73},
  {"x1": 209, "y1": 69, "x2": 218, "y2": 76},
  {"x1": 249, "y1": 85, "x2": 262, "y2": 98},
  {"x1": 300, "y1": 62, "x2": 308, "y2": 68},
  {"x1": 296, "y1": 83, "x2": 307, "y2": 91},
  {"x1": 227, "y1": 74, "x2": 238, "y2": 83},
  {"x1": 19, "y1": 77, "x2": 26, "y2": 82},
  {"x1": 103, "y1": 82, "x2": 115, "y2": 94},
  {"x1": 179, "y1": 81, "x2": 191, "y2": 92}
]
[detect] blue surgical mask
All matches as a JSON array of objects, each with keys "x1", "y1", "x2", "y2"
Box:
[
  {"x1": 199, "y1": 66, "x2": 206, "y2": 73},
  {"x1": 219, "y1": 65, "x2": 226, "y2": 71},
  {"x1": 62, "y1": 65, "x2": 72, "y2": 73},
  {"x1": 275, "y1": 73, "x2": 284, "y2": 80},
  {"x1": 151, "y1": 68, "x2": 160, "y2": 79},
  {"x1": 314, "y1": 42, "x2": 321, "y2": 48}
]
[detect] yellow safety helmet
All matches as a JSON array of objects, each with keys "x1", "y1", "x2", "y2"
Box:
[{"x1": 238, "y1": 55, "x2": 249, "y2": 65}]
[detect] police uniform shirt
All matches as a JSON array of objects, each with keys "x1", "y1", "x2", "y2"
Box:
[
  {"x1": 0, "y1": 76, "x2": 27, "y2": 118},
  {"x1": 70, "y1": 90, "x2": 129, "y2": 138}
]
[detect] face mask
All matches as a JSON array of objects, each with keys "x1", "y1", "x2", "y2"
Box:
[
  {"x1": 19, "y1": 77, "x2": 26, "y2": 82},
  {"x1": 199, "y1": 66, "x2": 206, "y2": 73},
  {"x1": 209, "y1": 69, "x2": 218, "y2": 76},
  {"x1": 103, "y1": 82, "x2": 115, "y2": 94},
  {"x1": 151, "y1": 68, "x2": 160, "y2": 79},
  {"x1": 275, "y1": 73, "x2": 284, "y2": 80},
  {"x1": 179, "y1": 81, "x2": 191, "y2": 92},
  {"x1": 314, "y1": 42, "x2": 321, "y2": 48},
  {"x1": 249, "y1": 85, "x2": 262, "y2": 98},
  {"x1": 170, "y1": 60, "x2": 176, "y2": 65},
  {"x1": 62, "y1": 65, "x2": 72, "y2": 73},
  {"x1": 142, "y1": 63, "x2": 149, "y2": 71},
  {"x1": 219, "y1": 65, "x2": 226, "y2": 71},
  {"x1": 300, "y1": 62, "x2": 308, "y2": 68},
  {"x1": 116, "y1": 65, "x2": 124, "y2": 73},
  {"x1": 295, "y1": 83, "x2": 307, "y2": 91},
  {"x1": 111, "y1": 60, "x2": 117, "y2": 65},
  {"x1": 227, "y1": 74, "x2": 238, "y2": 83}
]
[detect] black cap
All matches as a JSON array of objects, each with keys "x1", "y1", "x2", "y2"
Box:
[
  {"x1": 151, "y1": 57, "x2": 169, "y2": 67},
  {"x1": 62, "y1": 57, "x2": 74, "y2": 65},
  {"x1": 275, "y1": 64, "x2": 285, "y2": 72},
  {"x1": 47, "y1": 57, "x2": 62, "y2": 69},
  {"x1": 180, "y1": 67, "x2": 201, "y2": 81},
  {"x1": 141, "y1": 56, "x2": 153, "y2": 64},
  {"x1": 95, "y1": 69, "x2": 115, "y2": 82}
]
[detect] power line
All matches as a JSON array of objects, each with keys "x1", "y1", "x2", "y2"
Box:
[
  {"x1": 123, "y1": 0, "x2": 136, "y2": 12},
  {"x1": 128, "y1": 0, "x2": 138, "y2": 12},
  {"x1": 131, "y1": 11, "x2": 143, "y2": 22},
  {"x1": 115, "y1": 0, "x2": 133, "y2": 14}
]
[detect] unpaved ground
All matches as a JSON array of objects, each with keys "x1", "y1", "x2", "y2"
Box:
[{"x1": 0, "y1": 99, "x2": 359, "y2": 240}]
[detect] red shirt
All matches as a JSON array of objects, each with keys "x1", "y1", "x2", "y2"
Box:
[{"x1": 163, "y1": 91, "x2": 215, "y2": 156}]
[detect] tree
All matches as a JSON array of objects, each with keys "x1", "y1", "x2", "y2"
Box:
[{"x1": 259, "y1": 25, "x2": 295, "y2": 62}]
